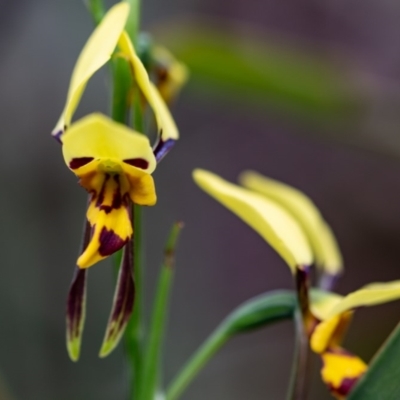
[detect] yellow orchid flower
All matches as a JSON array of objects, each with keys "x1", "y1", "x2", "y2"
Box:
[
  {"x1": 239, "y1": 171, "x2": 343, "y2": 281},
  {"x1": 54, "y1": 2, "x2": 181, "y2": 270},
  {"x1": 193, "y1": 168, "x2": 315, "y2": 330},
  {"x1": 310, "y1": 281, "x2": 400, "y2": 398},
  {"x1": 193, "y1": 169, "x2": 313, "y2": 273},
  {"x1": 54, "y1": 3, "x2": 181, "y2": 360},
  {"x1": 62, "y1": 113, "x2": 156, "y2": 269}
]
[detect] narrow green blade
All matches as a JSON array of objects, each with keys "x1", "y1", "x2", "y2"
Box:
[{"x1": 349, "y1": 321, "x2": 400, "y2": 400}]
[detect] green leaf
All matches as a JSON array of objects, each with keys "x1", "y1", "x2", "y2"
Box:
[
  {"x1": 166, "y1": 290, "x2": 296, "y2": 400},
  {"x1": 140, "y1": 222, "x2": 184, "y2": 400},
  {"x1": 225, "y1": 290, "x2": 297, "y2": 334},
  {"x1": 155, "y1": 22, "x2": 358, "y2": 125},
  {"x1": 348, "y1": 321, "x2": 400, "y2": 400}
]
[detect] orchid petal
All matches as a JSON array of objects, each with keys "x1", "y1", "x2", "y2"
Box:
[
  {"x1": 324, "y1": 280, "x2": 400, "y2": 320},
  {"x1": 193, "y1": 169, "x2": 313, "y2": 272},
  {"x1": 78, "y1": 194, "x2": 132, "y2": 269},
  {"x1": 52, "y1": 3, "x2": 130, "y2": 140},
  {"x1": 99, "y1": 239, "x2": 135, "y2": 357},
  {"x1": 62, "y1": 114, "x2": 156, "y2": 174},
  {"x1": 321, "y1": 349, "x2": 367, "y2": 399},
  {"x1": 66, "y1": 219, "x2": 91, "y2": 361},
  {"x1": 310, "y1": 289, "x2": 343, "y2": 321},
  {"x1": 118, "y1": 32, "x2": 179, "y2": 160},
  {"x1": 66, "y1": 268, "x2": 87, "y2": 361},
  {"x1": 240, "y1": 171, "x2": 343, "y2": 275}
]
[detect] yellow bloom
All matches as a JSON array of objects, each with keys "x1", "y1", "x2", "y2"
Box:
[
  {"x1": 62, "y1": 114, "x2": 156, "y2": 268},
  {"x1": 193, "y1": 168, "x2": 400, "y2": 398},
  {"x1": 193, "y1": 169, "x2": 313, "y2": 273},
  {"x1": 54, "y1": 2, "x2": 181, "y2": 268},
  {"x1": 239, "y1": 171, "x2": 343, "y2": 279},
  {"x1": 310, "y1": 281, "x2": 400, "y2": 398},
  {"x1": 55, "y1": 3, "x2": 182, "y2": 360}
]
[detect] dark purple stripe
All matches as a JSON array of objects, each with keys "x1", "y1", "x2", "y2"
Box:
[
  {"x1": 69, "y1": 157, "x2": 94, "y2": 170},
  {"x1": 98, "y1": 226, "x2": 127, "y2": 256},
  {"x1": 99, "y1": 176, "x2": 127, "y2": 214},
  {"x1": 66, "y1": 218, "x2": 90, "y2": 340},
  {"x1": 66, "y1": 268, "x2": 87, "y2": 338},
  {"x1": 103, "y1": 237, "x2": 135, "y2": 343},
  {"x1": 123, "y1": 158, "x2": 149, "y2": 170},
  {"x1": 95, "y1": 174, "x2": 109, "y2": 208},
  {"x1": 153, "y1": 137, "x2": 175, "y2": 162}
]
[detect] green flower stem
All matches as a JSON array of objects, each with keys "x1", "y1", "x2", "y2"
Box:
[
  {"x1": 125, "y1": 204, "x2": 144, "y2": 400},
  {"x1": 286, "y1": 308, "x2": 310, "y2": 400},
  {"x1": 85, "y1": 0, "x2": 105, "y2": 25},
  {"x1": 111, "y1": 56, "x2": 132, "y2": 125},
  {"x1": 140, "y1": 222, "x2": 183, "y2": 400},
  {"x1": 166, "y1": 326, "x2": 230, "y2": 400}
]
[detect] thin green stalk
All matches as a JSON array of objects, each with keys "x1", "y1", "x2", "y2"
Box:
[
  {"x1": 125, "y1": 204, "x2": 144, "y2": 400},
  {"x1": 112, "y1": 57, "x2": 132, "y2": 124},
  {"x1": 286, "y1": 308, "x2": 310, "y2": 400},
  {"x1": 166, "y1": 327, "x2": 230, "y2": 400},
  {"x1": 85, "y1": 0, "x2": 105, "y2": 25},
  {"x1": 140, "y1": 223, "x2": 183, "y2": 400}
]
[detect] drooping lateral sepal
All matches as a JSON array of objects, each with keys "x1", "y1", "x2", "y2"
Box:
[
  {"x1": 99, "y1": 239, "x2": 135, "y2": 357},
  {"x1": 66, "y1": 267, "x2": 88, "y2": 361}
]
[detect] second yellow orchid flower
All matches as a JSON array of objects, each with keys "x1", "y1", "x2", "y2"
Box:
[{"x1": 311, "y1": 281, "x2": 400, "y2": 398}]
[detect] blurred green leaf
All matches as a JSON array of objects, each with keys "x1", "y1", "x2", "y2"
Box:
[
  {"x1": 166, "y1": 290, "x2": 296, "y2": 400},
  {"x1": 155, "y1": 22, "x2": 359, "y2": 124},
  {"x1": 225, "y1": 289, "x2": 297, "y2": 334},
  {"x1": 349, "y1": 321, "x2": 400, "y2": 400}
]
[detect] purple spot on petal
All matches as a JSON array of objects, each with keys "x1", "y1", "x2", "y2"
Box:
[
  {"x1": 153, "y1": 138, "x2": 175, "y2": 162},
  {"x1": 99, "y1": 227, "x2": 127, "y2": 256},
  {"x1": 330, "y1": 377, "x2": 360, "y2": 397},
  {"x1": 69, "y1": 157, "x2": 94, "y2": 169},
  {"x1": 123, "y1": 158, "x2": 149, "y2": 170},
  {"x1": 52, "y1": 129, "x2": 63, "y2": 143}
]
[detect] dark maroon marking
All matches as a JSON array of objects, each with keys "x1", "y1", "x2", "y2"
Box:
[
  {"x1": 153, "y1": 137, "x2": 175, "y2": 162},
  {"x1": 67, "y1": 268, "x2": 87, "y2": 337},
  {"x1": 104, "y1": 238, "x2": 135, "y2": 341},
  {"x1": 69, "y1": 157, "x2": 94, "y2": 169},
  {"x1": 66, "y1": 219, "x2": 91, "y2": 339},
  {"x1": 98, "y1": 176, "x2": 128, "y2": 214},
  {"x1": 329, "y1": 377, "x2": 360, "y2": 397},
  {"x1": 96, "y1": 174, "x2": 110, "y2": 207},
  {"x1": 123, "y1": 158, "x2": 149, "y2": 170},
  {"x1": 98, "y1": 227, "x2": 128, "y2": 256}
]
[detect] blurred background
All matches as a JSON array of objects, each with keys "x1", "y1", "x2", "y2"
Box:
[{"x1": 1, "y1": 0, "x2": 400, "y2": 399}]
